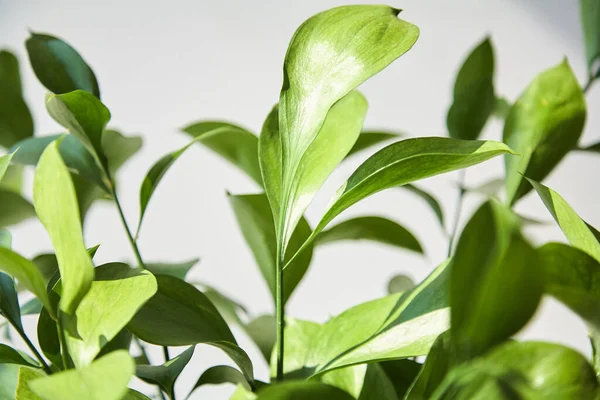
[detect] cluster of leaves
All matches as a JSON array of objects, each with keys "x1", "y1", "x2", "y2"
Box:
[{"x1": 0, "y1": 2, "x2": 600, "y2": 399}]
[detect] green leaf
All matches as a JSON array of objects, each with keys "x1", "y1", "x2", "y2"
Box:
[
  {"x1": 0, "y1": 248, "x2": 54, "y2": 319},
  {"x1": 462, "y1": 178, "x2": 504, "y2": 198},
  {"x1": 0, "y1": 228, "x2": 24, "y2": 337},
  {"x1": 97, "y1": 328, "x2": 132, "y2": 359},
  {"x1": 346, "y1": 131, "x2": 402, "y2": 158},
  {"x1": 528, "y1": 179, "x2": 600, "y2": 262},
  {"x1": 256, "y1": 381, "x2": 354, "y2": 400},
  {"x1": 306, "y1": 261, "x2": 450, "y2": 376},
  {"x1": 577, "y1": 141, "x2": 600, "y2": 153},
  {"x1": 127, "y1": 275, "x2": 254, "y2": 382},
  {"x1": 26, "y1": 32, "x2": 100, "y2": 98},
  {"x1": 492, "y1": 97, "x2": 511, "y2": 120},
  {"x1": 387, "y1": 274, "x2": 415, "y2": 294},
  {"x1": 402, "y1": 184, "x2": 445, "y2": 229},
  {"x1": 145, "y1": 258, "x2": 199, "y2": 281},
  {"x1": 136, "y1": 346, "x2": 194, "y2": 400},
  {"x1": 0, "y1": 189, "x2": 36, "y2": 228},
  {"x1": 45, "y1": 91, "x2": 111, "y2": 166},
  {"x1": 0, "y1": 51, "x2": 34, "y2": 148},
  {"x1": 270, "y1": 318, "x2": 320, "y2": 380},
  {"x1": 16, "y1": 367, "x2": 45, "y2": 400},
  {"x1": 228, "y1": 193, "x2": 313, "y2": 305},
  {"x1": 450, "y1": 200, "x2": 542, "y2": 360},
  {"x1": 190, "y1": 365, "x2": 251, "y2": 395},
  {"x1": 405, "y1": 332, "x2": 451, "y2": 399},
  {"x1": 33, "y1": 140, "x2": 95, "y2": 315},
  {"x1": 286, "y1": 138, "x2": 514, "y2": 266},
  {"x1": 0, "y1": 364, "x2": 20, "y2": 399},
  {"x1": 65, "y1": 263, "x2": 157, "y2": 367},
  {"x1": 37, "y1": 305, "x2": 62, "y2": 368},
  {"x1": 323, "y1": 363, "x2": 397, "y2": 400},
  {"x1": 379, "y1": 359, "x2": 422, "y2": 399},
  {"x1": 316, "y1": 216, "x2": 423, "y2": 254},
  {"x1": 123, "y1": 389, "x2": 152, "y2": 400},
  {"x1": 503, "y1": 61, "x2": 586, "y2": 205},
  {"x1": 202, "y1": 285, "x2": 248, "y2": 326},
  {"x1": 230, "y1": 383, "x2": 258, "y2": 400},
  {"x1": 580, "y1": 0, "x2": 600, "y2": 77},
  {"x1": 245, "y1": 315, "x2": 276, "y2": 363},
  {"x1": 182, "y1": 121, "x2": 263, "y2": 185},
  {"x1": 29, "y1": 351, "x2": 134, "y2": 400},
  {"x1": 447, "y1": 37, "x2": 495, "y2": 140},
  {"x1": 0, "y1": 164, "x2": 25, "y2": 194},
  {"x1": 0, "y1": 344, "x2": 40, "y2": 367},
  {"x1": 101, "y1": 129, "x2": 142, "y2": 177},
  {"x1": 0, "y1": 152, "x2": 13, "y2": 180}
]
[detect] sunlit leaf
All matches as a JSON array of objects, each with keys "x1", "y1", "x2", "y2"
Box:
[
  {"x1": 26, "y1": 32, "x2": 100, "y2": 98},
  {"x1": 33, "y1": 140, "x2": 94, "y2": 315},
  {"x1": 228, "y1": 193, "x2": 313, "y2": 304},
  {"x1": 145, "y1": 258, "x2": 199, "y2": 281},
  {"x1": 447, "y1": 37, "x2": 495, "y2": 140},
  {"x1": 0, "y1": 164, "x2": 25, "y2": 194},
  {"x1": 0, "y1": 51, "x2": 33, "y2": 148},
  {"x1": 15, "y1": 366, "x2": 45, "y2": 400},
  {"x1": 189, "y1": 365, "x2": 251, "y2": 395},
  {"x1": 0, "y1": 344, "x2": 40, "y2": 368},
  {"x1": 503, "y1": 61, "x2": 586, "y2": 204},
  {"x1": 136, "y1": 346, "x2": 194, "y2": 400},
  {"x1": 0, "y1": 152, "x2": 14, "y2": 179},
  {"x1": 346, "y1": 131, "x2": 402, "y2": 158},
  {"x1": 256, "y1": 381, "x2": 354, "y2": 399},
  {"x1": 580, "y1": 0, "x2": 600, "y2": 77},
  {"x1": 29, "y1": 351, "x2": 134, "y2": 400},
  {"x1": 316, "y1": 216, "x2": 423, "y2": 254},
  {"x1": 127, "y1": 275, "x2": 254, "y2": 382}
]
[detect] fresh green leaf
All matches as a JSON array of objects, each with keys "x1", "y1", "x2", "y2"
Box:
[
  {"x1": 0, "y1": 51, "x2": 33, "y2": 148},
  {"x1": 323, "y1": 363, "x2": 397, "y2": 400},
  {"x1": 33, "y1": 140, "x2": 95, "y2": 315},
  {"x1": 127, "y1": 275, "x2": 254, "y2": 382},
  {"x1": 0, "y1": 344, "x2": 40, "y2": 367},
  {"x1": 182, "y1": 121, "x2": 263, "y2": 185},
  {"x1": 379, "y1": 359, "x2": 422, "y2": 399},
  {"x1": 402, "y1": 184, "x2": 445, "y2": 229},
  {"x1": 136, "y1": 346, "x2": 194, "y2": 400},
  {"x1": 405, "y1": 332, "x2": 451, "y2": 399},
  {"x1": 270, "y1": 318, "x2": 320, "y2": 380},
  {"x1": 346, "y1": 131, "x2": 402, "y2": 158},
  {"x1": 528, "y1": 179, "x2": 600, "y2": 262},
  {"x1": 245, "y1": 315, "x2": 276, "y2": 363},
  {"x1": 0, "y1": 152, "x2": 14, "y2": 180},
  {"x1": 580, "y1": 0, "x2": 600, "y2": 77},
  {"x1": 492, "y1": 97, "x2": 511, "y2": 120},
  {"x1": 190, "y1": 365, "x2": 251, "y2": 395},
  {"x1": 26, "y1": 32, "x2": 100, "y2": 98},
  {"x1": 0, "y1": 364, "x2": 20, "y2": 399},
  {"x1": 0, "y1": 189, "x2": 36, "y2": 228},
  {"x1": 145, "y1": 258, "x2": 199, "y2": 281},
  {"x1": 65, "y1": 263, "x2": 157, "y2": 367},
  {"x1": 306, "y1": 261, "x2": 450, "y2": 376},
  {"x1": 230, "y1": 383, "x2": 258, "y2": 400},
  {"x1": 101, "y1": 130, "x2": 142, "y2": 177},
  {"x1": 447, "y1": 37, "x2": 495, "y2": 140},
  {"x1": 15, "y1": 367, "x2": 45, "y2": 400},
  {"x1": 316, "y1": 216, "x2": 423, "y2": 254},
  {"x1": 37, "y1": 305, "x2": 62, "y2": 368},
  {"x1": 29, "y1": 351, "x2": 134, "y2": 400},
  {"x1": 451, "y1": 200, "x2": 542, "y2": 360},
  {"x1": 387, "y1": 274, "x2": 415, "y2": 294},
  {"x1": 503, "y1": 61, "x2": 586, "y2": 205},
  {"x1": 228, "y1": 193, "x2": 313, "y2": 305},
  {"x1": 0, "y1": 164, "x2": 25, "y2": 194},
  {"x1": 256, "y1": 381, "x2": 354, "y2": 400}
]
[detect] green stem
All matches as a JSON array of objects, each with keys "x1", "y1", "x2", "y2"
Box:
[
  {"x1": 15, "y1": 327, "x2": 52, "y2": 374},
  {"x1": 134, "y1": 337, "x2": 167, "y2": 400},
  {"x1": 447, "y1": 169, "x2": 466, "y2": 257},
  {"x1": 57, "y1": 322, "x2": 71, "y2": 370},
  {"x1": 275, "y1": 250, "x2": 284, "y2": 382},
  {"x1": 583, "y1": 75, "x2": 595, "y2": 94},
  {"x1": 163, "y1": 346, "x2": 170, "y2": 362},
  {"x1": 112, "y1": 191, "x2": 145, "y2": 269}
]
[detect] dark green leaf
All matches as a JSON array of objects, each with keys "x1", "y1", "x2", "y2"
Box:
[
  {"x1": 447, "y1": 37, "x2": 495, "y2": 140},
  {"x1": 580, "y1": 0, "x2": 600, "y2": 77},
  {"x1": 0, "y1": 51, "x2": 33, "y2": 148},
  {"x1": 503, "y1": 61, "x2": 586, "y2": 205},
  {"x1": 145, "y1": 258, "x2": 199, "y2": 281},
  {"x1": 245, "y1": 315, "x2": 276, "y2": 363},
  {"x1": 101, "y1": 129, "x2": 142, "y2": 177},
  {"x1": 127, "y1": 275, "x2": 254, "y2": 382},
  {"x1": 316, "y1": 216, "x2": 423, "y2": 254},
  {"x1": 26, "y1": 32, "x2": 100, "y2": 98},
  {"x1": 387, "y1": 274, "x2": 415, "y2": 294},
  {"x1": 0, "y1": 50, "x2": 22, "y2": 95},
  {"x1": 136, "y1": 346, "x2": 194, "y2": 400},
  {"x1": 256, "y1": 381, "x2": 354, "y2": 400},
  {"x1": 37, "y1": 305, "x2": 61, "y2": 368},
  {"x1": 97, "y1": 329, "x2": 132, "y2": 359},
  {"x1": 405, "y1": 332, "x2": 452, "y2": 399},
  {"x1": 346, "y1": 131, "x2": 402, "y2": 158},
  {"x1": 123, "y1": 389, "x2": 152, "y2": 400},
  {"x1": 0, "y1": 344, "x2": 40, "y2": 367},
  {"x1": 492, "y1": 97, "x2": 511, "y2": 120},
  {"x1": 577, "y1": 141, "x2": 600, "y2": 153},
  {"x1": 450, "y1": 200, "x2": 542, "y2": 360},
  {"x1": 379, "y1": 359, "x2": 422, "y2": 399},
  {"x1": 228, "y1": 193, "x2": 313, "y2": 305},
  {"x1": 0, "y1": 189, "x2": 36, "y2": 228},
  {"x1": 402, "y1": 184, "x2": 445, "y2": 229},
  {"x1": 190, "y1": 365, "x2": 251, "y2": 395},
  {"x1": 182, "y1": 121, "x2": 263, "y2": 185},
  {"x1": 0, "y1": 228, "x2": 23, "y2": 336}
]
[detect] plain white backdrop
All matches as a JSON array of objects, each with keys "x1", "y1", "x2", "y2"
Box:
[{"x1": 1, "y1": 0, "x2": 599, "y2": 398}]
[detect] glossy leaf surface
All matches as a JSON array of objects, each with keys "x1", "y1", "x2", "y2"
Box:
[{"x1": 136, "y1": 346, "x2": 194, "y2": 400}]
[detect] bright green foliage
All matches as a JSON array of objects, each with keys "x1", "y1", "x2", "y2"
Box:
[
  {"x1": 136, "y1": 346, "x2": 194, "y2": 400},
  {"x1": 190, "y1": 365, "x2": 251, "y2": 394}
]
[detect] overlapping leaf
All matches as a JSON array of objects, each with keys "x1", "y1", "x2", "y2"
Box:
[
  {"x1": 136, "y1": 346, "x2": 194, "y2": 400},
  {"x1": 0, "y1": 50, "x2": 33, "y2": 148}
]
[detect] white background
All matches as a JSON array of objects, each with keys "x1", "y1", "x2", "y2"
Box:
[{"x1": 1, "y1": 0, "x2": 599, "y2": 398}]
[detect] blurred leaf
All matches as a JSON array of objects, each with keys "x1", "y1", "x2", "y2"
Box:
[
  {"x1": 0, "y1": 189, "x2": 36, "y2": 228},
  {"x1": 20, "y1": 298, "x2": 42, "y2": 315},
  {"x1": 380, "y1": 359, "x2": 422, "y2": 399},
  {"x1": 503, "y1": 61, "x2": 586, "y2": 205},
  {"x1": 451, "y1": 200, "x2": 542, "y2": 360},
  {"x1": 29, "y1": 351, "x2": 134, "y2": 400},
  {"x1": 323, "y1": 363, "x2": 397, "y2": 400},
  {"x1": 447, "y1": 37, "x2": 495, "y2": 140},
  {"x1": 145, "y1": 258, "x2": 199, "y2": 281},
  {"x1": 462, "y1": 178, "x2": 504, "y2": 198},
  {"x1": 245, "y1": 315, "x2": 276, "y2": 363},
  {"x1": 37, "y1": 305, "x2": 61, "y2": 368},
  {"x1": 26, "y1": 32, "x2": 100, "y2": 98},
  {"x1": 123, "y1": 389, "x2": 152, "y2": 400},
  {"x1": 528, "y1": 179, "x2": 600, "y2": 262},
  {"x1": 15, "y1": 366, "x2": 45, "y2": 400},
  {"x1": 0, "y1": 344, "x2": 39, "y2": 367},
  {"x1": 316, "y1": 216, "x2": 423, "y2": 254},
  {"x1": 405, "y1": 332, "x2": 452, "y2": 399},
  {"x1": 492, "y1": 97, "x2": 511, "y2": 120},
  {"x1": 65, "y1": 263, "x2": 157, "y2": 367},
  {"x1": 0, "y1": 164, "x2": 25, "y2": 194},
  {"x1": 101, "y1": 129, "x2": 142, "y2": 176},
  {"x1": 34, "y1": 140, "x2": 94, "y2": 315},
  {"x1": 402, "y1": 184, "x2": 445, "y2": 229},
  {"x1": 0, "y1": 152, "x2": 14, "y2": 180},
  {"x1": 231, "y1": 383, "x2": 258, "y2": 400},
  {"x1": 127, "y1": 275, "x2": 254, "y2": 382},
  {"x1": 0, "y1": 228, "x2": 23, "y2": 337},
  {"x1": 306, "y1": 261, "x2": 450, "y2": 376},
  {"x1": 580, "y1": 0, "x2": 600, "y2": 77},
  {"x1": 202, "y1": 285, "x2": 248, "y2": 326},
  {"x1": 228, "y1": 193, "x2": 313, "y2": 305},
  {"x1": 136, "y1": 346, "x2": 194, "y2": 400},
  {"x1": 346, "y1": 131, "x2": 402, "y2": 158},
  {"x1": 0, "y1": 364, "x2": 20, "y2": 399},
  {"x1": 577, "y1": 141, "x2": 600, "y2": 153},
  {"x1": 190, "y1": 365, "x2": 251, "y2": 395},
  {"x1": 0, "y1": 51, "x2": 34, "y2": 148},
  {"x1": 182, "y1": 121, "x2": 263, "y2": 185},
  {"x1": 387, "y1": 274, "x2": 415, "y2": 294},
  {"x1": 256, "y1": 381, "x2": 354, "y2": 399}
]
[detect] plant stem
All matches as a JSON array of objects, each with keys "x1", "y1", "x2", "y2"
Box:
[
  {"x1": 15, "y1": 327, "x2": 52, "y2": 374},
  {"x1": 163, "y1": 346, "x2": 170, "y2": 362},
  {"x1": 447, "y1": 169, "x2": 466, "y2": 257},
  {"x1": 57, "y1": 322, "x2": 71, "y2": 370},
  {"x1": 275, "y1": 251, "x2": 285, "y2": 382},
  {"x1": 583, "y1": 75, "x2": 595, "y2": 94},
  {"x1": 134, "y1": 337, "x2": 167, "y2": 400},
  {"x1": 113, "y1": 191, "x2": 145, "y2": 269}
]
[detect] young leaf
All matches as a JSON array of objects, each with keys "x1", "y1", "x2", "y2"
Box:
[
  {"x1": 65, "y1": 263, "x2": 157, "y2": 368},
  {"x1": 190, "y1": 365, "x2": 251, "y2": 394},
  {"x1": 450, "y1": 200, "x2": 542, "y2": 360},
  {"x1": 447, "y1": 37, "x2": 495, "y2": 140},
  {"x1": 306, "y1": 261, "x2": 450, "y2": 376},
  {"x1": 503, "y1": 61, "x2": 586, "y2": 205},
  {"x1": 33, "y1": 140, "x2": 95, "y2": 315},
  {"x1": 29, "y1": 351, "x2": 134, "y2": 400},
  {"x1": 316, "y1": 216, "x2": 423, "y2": 254},
  {"x1": 145, "y1": 258, "x2": 199, "y2": 281},
  {"x1": 580, "y1": 0, "x2": 600, "y2": 78},
  {"x1": 346, "y1": 131, "x2": 402, "y2": 158},
  {"x1": 528, "y1": 179, "x2": 600, "y2": 262},
  {"x1": 26, "y1": 32, "x2": 100, "y2": 98},
  {"x1": 127, "y1": 275, "x2": 254, "y2": 382},
  {"x1": 136, "y1": 346, "x2": 194, "y2": 400},
  {"x1": 256, "y1": 381, "x2": 354, "y2": 400},
  {"x1": 228, "y1": 193, "x2": 313, "y2": 305},
  {"x1": 0, "y1": 344, "x2": 40, "y2": 368},
  {"x1": 182, "y1": 121, "x2": 263, "y2": 185},
  {"x1": 0, "y1": 51, "x2": 34, "y2": 148}
]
